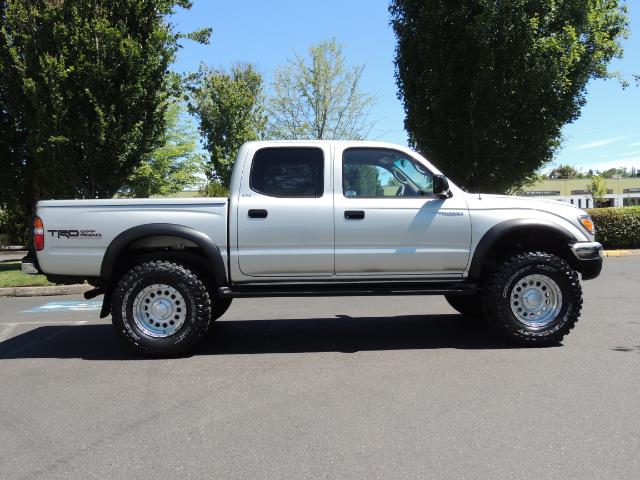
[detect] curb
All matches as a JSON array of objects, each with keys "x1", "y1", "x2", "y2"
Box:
[
  {"x1": 603, "y1": 250, "x2": 640, "y2": 257},
  {"x1": 0, "y1": 284, "x2": 92, "y2": 298}
]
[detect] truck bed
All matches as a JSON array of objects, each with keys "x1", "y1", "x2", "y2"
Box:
[{"x1": 36, "y1": 198, "x2": 228, "y2": 277}]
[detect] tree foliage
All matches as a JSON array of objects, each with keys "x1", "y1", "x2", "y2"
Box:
[
  {"x1": 507, "y1": 171, "x2": 543, "y2": 194},
  {"x1": 549, "y1": 164, "x2": 581, "y2": 179},
  {"x1": 200, "y1": 180, "x2": 229, "y2": 198},
  {"x1": 390, "y1": 0, "x2": 629, "y2": 193},
  {"x1": 187, "y1": 64, "x2": 266, "y2": 188},
  {"x1": 121, "y1": 100, "x2": 204, "y2": 198},
  {"x1": 588, "y1": 175, "x2": 608, "y2": 207},
  {"x1": 0, "y1": 0, "x2": 209, "y2": 236},
  {"x1": 599, "y1": 166, "x2": 637, "y2": 178},
  {"x1": 268, "y1": 38, "x2": 376, "y2": 140}
]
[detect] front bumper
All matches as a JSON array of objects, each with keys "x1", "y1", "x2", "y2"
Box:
[{"x1": 570, "y1": 242, "x2": 603, "y2": 280}]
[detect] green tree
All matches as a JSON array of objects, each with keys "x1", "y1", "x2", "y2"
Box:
[
  {"x1": 0, "y1": 70, "x2": 29, "y2": 242},
  {"x1": 268, "y1": 38, "x2": 376, "y2": 140},
  {"x1": 600, "y1": 167, "x2": 629, "y2": 178},
  {"x1": 187, "y1": 64, "x2": 266, "y2": 189},
  {"x1": 200, "y1": 180, "x2": 229, "y2": 198},
  {"x1": 0, "y1": 0, "x2": 209, "y2": 229},
  {"x1": 508, "y1": 171, "x2": 544, "y2": 195},
  {"x1": 121, "y1": 100, "x2": 204, "y2": 198},
  {"x1": 550, "y1": 164, "x2": 580, "y2": 179},
  {"x1": 587, "y1": 175, "x2": 607, "y2": 207},
  {"x1": 390, "y1": 0, "x2": 628, "y2": 193}
]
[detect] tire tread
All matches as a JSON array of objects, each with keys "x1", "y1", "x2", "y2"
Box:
[
  {"x1": 482, "y1": 251, "x2": 582, "y2": 345},
  {"x1": 112, "y1": 260, "x2": 212, "y2": 357}
]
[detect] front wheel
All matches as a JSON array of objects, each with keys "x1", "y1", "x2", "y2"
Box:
[
  {"x1": 482, "y1": 252, "x2": 582, "y2": 346},
  {"x1": 112, "y1": 260, "x2": 212, "y2": 357}
]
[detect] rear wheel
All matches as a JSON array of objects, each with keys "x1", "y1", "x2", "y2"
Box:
[
  {"x1": 112, "y1": 260, "x2": 212, "y2": 357},
  {"x1": 482, "y1": 251, "x2": 582, "y2": 346}
]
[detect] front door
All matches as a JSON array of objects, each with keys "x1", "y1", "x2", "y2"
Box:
[
  {"x1": 334, "y1": 146, "x2": 471, "y2": 277},
  {"x1": 236, "y1": 145, "x2": 334, "y2": 277}
]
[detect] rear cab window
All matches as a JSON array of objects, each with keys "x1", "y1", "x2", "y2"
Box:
[{"x1": 249, "y1": 147, "x2": 324, "y2": 198}]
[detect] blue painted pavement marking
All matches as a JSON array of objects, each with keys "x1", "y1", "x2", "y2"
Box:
[{"x1": 22, "y1": 300, "x2": 102, "y2": 314}]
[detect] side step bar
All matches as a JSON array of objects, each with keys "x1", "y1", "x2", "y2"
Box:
[{"x1": 217, "y1": 282, "x2": 477, "y2": 299}]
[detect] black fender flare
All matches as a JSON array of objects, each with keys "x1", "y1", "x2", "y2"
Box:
[
  {"x1": 467, "y1": 219, "x2": 576, "y2": 280},
  {"x1": 98, "y1": 224, "x2": 227, "y2": 318},
  {"x1": 100, "y1": 223, "x2": 227, "y2": 283}
]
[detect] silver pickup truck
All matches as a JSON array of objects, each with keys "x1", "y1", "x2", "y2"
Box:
[{"x1": 23, "y1": 140, "x2": 603, "y2": 356}]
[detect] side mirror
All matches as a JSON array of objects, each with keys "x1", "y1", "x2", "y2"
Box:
[{"x1": 433, "y1": 175, "x2": 452, "y2": 199}]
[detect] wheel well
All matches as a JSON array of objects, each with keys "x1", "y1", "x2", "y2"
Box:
[
  {"x1": 110, "y1": 237, "x2": 216, "y2": 286},
  {"x1": 473, "y1": 227, "x2": 576, "y2": 280},
  {"x1": 99, "y1": 233, "x2": 225, "y2": 318}
]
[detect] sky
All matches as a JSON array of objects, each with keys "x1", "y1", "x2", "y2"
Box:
[{"x1": 170, "y1": 0, "x2": 640, "y2": 174}]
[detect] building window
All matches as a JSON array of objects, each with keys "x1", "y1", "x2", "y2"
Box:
[
  {"x1": 519, "y1": 191, "x2": 561, "y2": 196},
  {"x1": 572, "y1": 189, "x2": 613, "y2": 195},
  {"x1": 586, "y1": 199, "x2": 590, "y2": 208},
  {"x1": 578, "y1": 199, "x2": 582, "y2": 208}
]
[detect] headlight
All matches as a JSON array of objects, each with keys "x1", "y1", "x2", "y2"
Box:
[{"x1": 578, "y1": 215, "x2": 595, "y2": 235}]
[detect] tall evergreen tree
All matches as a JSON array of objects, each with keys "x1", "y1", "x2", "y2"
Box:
[{"x1": 390, "y1": 0, "x2": 628, "y2": 193}]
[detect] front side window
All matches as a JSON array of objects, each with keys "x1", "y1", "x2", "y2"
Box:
[
  {"x1": 342, "y1": 148, "x2": 434, "y2": 198},
  {"x1": 250, "y1": 147, "x2": 324, "y2": 198}
]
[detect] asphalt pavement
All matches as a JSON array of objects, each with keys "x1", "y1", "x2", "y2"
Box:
[{"x1": 0, "y1": 257, "x2": 638, "y2": 479}]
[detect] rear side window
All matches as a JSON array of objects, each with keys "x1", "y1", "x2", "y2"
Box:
[{"x1": 250, "y1": 147, "x2": 324, "y2": 198}]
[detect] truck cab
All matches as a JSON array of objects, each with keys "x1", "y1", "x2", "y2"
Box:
[{"x1": 230, "y1": 141, "x2": 470, "y2": 280}]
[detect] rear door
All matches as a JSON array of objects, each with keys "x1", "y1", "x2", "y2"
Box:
[{"x1": 236, "y1": 145, "x2": 334, "y2": 277}]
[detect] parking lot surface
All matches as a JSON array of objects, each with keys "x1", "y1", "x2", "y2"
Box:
[{"x1": 0, "y1": 257, "x2": 638, "y2": 479}]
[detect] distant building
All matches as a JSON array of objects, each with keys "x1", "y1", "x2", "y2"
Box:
[{"x1": 518, "y1": 178, "x2": 640, "y2": 208}]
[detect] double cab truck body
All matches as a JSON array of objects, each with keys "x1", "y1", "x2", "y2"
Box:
[{"x1": 23, "y1": 141, "x2": 603, "y2": 356}]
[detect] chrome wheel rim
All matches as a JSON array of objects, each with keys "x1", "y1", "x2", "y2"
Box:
[
  {"x1": 510, "y1": 274, "x2": 562, "y2": 328},
  {"x1": 133, "y1": 284, "x2": 187, "y2": 338}
]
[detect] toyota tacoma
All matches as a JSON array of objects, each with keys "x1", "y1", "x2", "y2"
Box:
[{"x1": 22, "y1": 141, "x2": 603, "y2": 356}]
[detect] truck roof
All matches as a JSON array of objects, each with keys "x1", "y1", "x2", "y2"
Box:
[{"x1": 242, "y1": 139, "x2": 412, "y2": 150}]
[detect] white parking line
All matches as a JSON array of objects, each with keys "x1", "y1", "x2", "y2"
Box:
[{"x1": 22, "y1": 300, "x2": 102, "y2": 314}]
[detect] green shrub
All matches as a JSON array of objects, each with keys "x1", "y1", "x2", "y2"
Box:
[{"x1": 587, "y1": 207, "x2": 640, "y2": 249}]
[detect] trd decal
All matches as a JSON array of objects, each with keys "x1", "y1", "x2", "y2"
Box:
[{"x1": 47, "y1": 229, "x2": 102, "y2": 239}]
